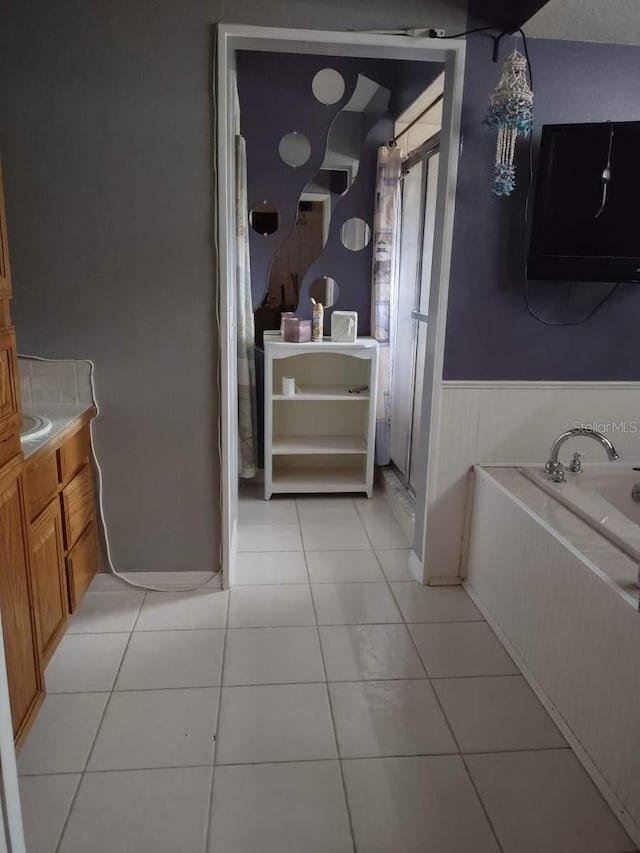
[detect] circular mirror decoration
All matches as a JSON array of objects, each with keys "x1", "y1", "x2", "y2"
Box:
[
  {"x1": 340, "y1": 218, "x2": 371, "y2": 251},
  {"x1": 278, "y1": 131, "x2": 312, "y2": 168},
  {"x1": 309, "y1": 277, "x2": 340, "y2": 309},
  {"x1": 312, "y1": 68, "x2": 346, "y2": 105},
  {"x1": 249, "y1": 201, "x2": 279, "y2": 236}
]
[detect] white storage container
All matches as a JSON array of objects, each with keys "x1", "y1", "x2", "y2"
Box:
[{"x1": 331, "y1": 311, "x2": 358, "y2": 342}]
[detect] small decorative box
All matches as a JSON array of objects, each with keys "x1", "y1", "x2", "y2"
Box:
[
  {"x1": 331, "y1": 311, "x2": 358, "y2": 342},
  {"x1": 283, "y1": 317, "x2": 312, "y2": 342}
]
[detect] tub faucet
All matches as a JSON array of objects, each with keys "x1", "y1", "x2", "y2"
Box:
[{"x1": 545, "y1": 428, "x2": 619, "y2": 483}]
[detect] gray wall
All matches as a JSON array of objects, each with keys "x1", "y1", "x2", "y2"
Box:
[
  {"x1": 444, "y1": 33, "x2": 640, "y2": 381},
  {"x1": 0, "y1": 0, "x2": 467, "y2": 572}
]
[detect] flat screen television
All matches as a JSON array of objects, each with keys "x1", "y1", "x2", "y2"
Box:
[{"x1": 527, "y1": 120, "x2": 640, "y2": 283}]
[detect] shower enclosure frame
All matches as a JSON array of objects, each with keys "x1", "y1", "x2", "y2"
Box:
[{"x1": 215, "y1": 23, "x2": 466, "y2": 589}]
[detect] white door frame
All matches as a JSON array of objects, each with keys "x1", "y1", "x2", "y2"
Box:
[{"x1": 215, "y1": 24, "x2": 466, "y2": 588}]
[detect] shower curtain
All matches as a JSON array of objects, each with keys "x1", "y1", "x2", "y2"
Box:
[
  {"x1": 370, "y1": 144, "x2": 403, "y2": 466},
  {"x1": 235, "y1": 93, "x2": 257, "y2": 478}
]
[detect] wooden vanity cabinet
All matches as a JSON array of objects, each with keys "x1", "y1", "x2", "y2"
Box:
[
  {"x1": 25, "y1": 417, "x2": 98, "y2": 664},
  {"x1": 0, "y1": 441, "x2": 44, "y2": 747},
  {"x1": 0, "y1": 156, "x2": 45, "y2": 748}
]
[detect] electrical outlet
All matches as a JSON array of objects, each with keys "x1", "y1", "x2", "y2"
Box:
[{"x1": 429, "y1": 28, "x2": 446, "y2": 38}]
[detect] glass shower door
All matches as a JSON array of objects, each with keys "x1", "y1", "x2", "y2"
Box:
[{"x1": 391, "y1": 147, "x2": 439, "y2": 494}]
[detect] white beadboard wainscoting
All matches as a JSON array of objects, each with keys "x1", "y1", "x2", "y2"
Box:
[
  {"x1": 465, "y1": 466, "x2": 640, "y2": 846},
  {"x1": 424, "y1": 381, "x2": 640, "y2": 584}
]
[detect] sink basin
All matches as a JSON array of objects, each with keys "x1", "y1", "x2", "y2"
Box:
[{"x1": 20, "y1": 414, "x2": 53, "y2": 441}]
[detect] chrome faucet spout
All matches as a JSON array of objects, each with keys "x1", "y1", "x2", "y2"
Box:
[{"x1": 545, "y1": 427, "x2": 619, "y2": 482}]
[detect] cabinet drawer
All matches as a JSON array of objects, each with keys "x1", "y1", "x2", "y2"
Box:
[
  {"x1": 57, "y1": 424, "x2": 90, "y2": 486},
  {"x1": 62, "y1": 464, "x2": 94, "y2": 549},
  {"x1": 25, "y1": 449, "x2": 59, "y2": 521},
  {"x1": 66, "y1": 519, "x2": 98, "y2": 611}
]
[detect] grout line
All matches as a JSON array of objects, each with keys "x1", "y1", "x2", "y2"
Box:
[
  {"x1": 297, "y1": 498, "x2": 358, "y2": 853},
  {"x1": 18, "y1": 744, "x2": 577, "y2": 779},
  {"x1": 204, "y1": 569, "x2": 232, "y2": 853}
]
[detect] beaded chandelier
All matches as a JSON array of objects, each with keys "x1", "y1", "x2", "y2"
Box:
[{"x1": 485, "y1": 50, "x2": 533, "y2": 196}]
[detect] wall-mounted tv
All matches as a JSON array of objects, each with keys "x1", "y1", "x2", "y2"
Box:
[{"x1": 528, "y1": 121, "x2": 640, "y2": 283}]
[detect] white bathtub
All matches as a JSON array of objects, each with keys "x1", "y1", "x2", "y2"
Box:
[
  {"x1": 466, "y1": 466, "x2": 640, "y2": 845},
  {"x1": 522, "y1": 464, "x2": 640, "y2": 567}
]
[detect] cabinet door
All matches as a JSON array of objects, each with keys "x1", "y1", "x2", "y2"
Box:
[
  {"x1": 0, "y1": 456, "x2": 43, "y2": 743},
  {"x1": 0, "y1": 329, "x2": 20, "y2": 444},
  {"x1": 0, "y1": 159, "x2": 11, "y2": 300},
  {"x1": 31, "y1": 500, "x2": 68, "y2": 664}
]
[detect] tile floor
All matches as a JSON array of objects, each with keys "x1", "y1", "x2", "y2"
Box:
[{"x1": 16, "y1": 490, "x2": 636, "y2": 853}]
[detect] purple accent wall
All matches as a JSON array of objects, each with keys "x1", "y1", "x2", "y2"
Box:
[
  {"x1": 444, "y1": 35, "x2": 640, "y2": 381},
  {"x1": 237, "y1": 51, "x2": 441, "y2": 333}
]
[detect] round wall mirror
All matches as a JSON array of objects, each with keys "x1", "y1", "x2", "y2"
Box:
[
  {"x1": 249, "y1": 202, "x2": 279, "y2": 236},
  {"x1": 309, "y1": 276, "x2": 340, "y2": 309},
  {"x1": 312, "y1": 68, "x2": 346, "y2": 105},
  {"x1": 278, "y1": 131, "x2": 312, "y2": 168},
  {"x1": 340, "y1": 218, "x2": 371, "y2": 251}
]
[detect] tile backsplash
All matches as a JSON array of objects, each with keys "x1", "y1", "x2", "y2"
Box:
[{"x1": 18, "y1": 357, "x2": 93, "y2": 405}]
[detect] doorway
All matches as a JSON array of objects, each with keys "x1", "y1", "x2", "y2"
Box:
[{"x1": 216, "y1": 25, "x2": 465, "y2": 588}]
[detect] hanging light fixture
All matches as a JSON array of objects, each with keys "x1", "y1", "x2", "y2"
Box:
[{"x1": 485, "y1": 49, "x2": 533, "y2": 196}]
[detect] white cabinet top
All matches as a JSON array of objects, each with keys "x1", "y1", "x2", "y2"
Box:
[{"x1": 264, "y1": 334, "x2": 379, "y2": 355}]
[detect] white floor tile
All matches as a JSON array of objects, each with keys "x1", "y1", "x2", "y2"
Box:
[
  {"x1": 390, "y1": 582, "x2": 483, "y2": 623},
  {"x1": 433, "y1": 676, "x2": 567, "y2": 753},
  {"x1": 354, "y1": 496, "x2": 398, "y2": 524},
  {"x1": 330, "y1": 680, "x2": 457, "y2": 758},
  {"x1": 234, "y1": 551, "x2": 308, "y2": 585},
  {"x1": 209, "y1": 761, "x2": 352, "y2": 853},
  {"x1": 410, "y1": 621, "x2": 520, "y2": 678},
  {"x1": 66, "y1": 591, "x2": 145, "y2": 633},
  {"x1": 466, "y1": 750, "x2": 635, "y2": 853},
  {"x1": 18, "y1": 693, "x2": 109, "y2": 775},
  {"x1": 115, "y1": 629, "x2": 225, "y2": 690},
  {"x1": 239, "y1": 497, "x2": 298, "y2": 525},
  {"x1": 296, "y1": 498, "x2": 360, "y2": 525},
  {"x1": 59, "y1": 767, "x2": 213, "y2": 853},
  {"x1": 312, "y1": 582, "x2": 402, "y2": 625},
  {"x1": 301, "y1": 522, "x2": 370, "y2": 551},
  {"x1": 45, "y1": 633, "x2": 130, "y2": 693},
  {"x1": 238, "y1": 523, "x2": 302, "y2": 551},
  {"x1": 319, "y1": 625, "x2": 425, "y2": 681},
  {"x1": 19, "y1": 774, "x2": 80, "y2": 853},
  {"x1": 363, "y1": 520, "x2": 411, "y2": 550},
  {"x1": 87, "y1": 688, "x2": 219, "y2": 770},
  {"x1": 135, "y1": 589, "x2": 228, "y2": 631},
  {"x1": 343, "y1": 756, "x2": 500, "y2": 853},
  {"x1": 376, "y1": 549, "x2": 414, "y2": 581},
  {"x1": 306, "y1": 550, "x2": 384, "y2": 583},
  {"x1": 216, "y1": 684, "x2": 337, "y2": 764},
  {"x1": 87, "y1": 573, "x2": 134, "y2": 592},
  {"x1": 228, "y1": 585, "x2": 315, "y2": 627},
  {"x1": 223, "y1": 627, "x2": 324, "y2": 685}
]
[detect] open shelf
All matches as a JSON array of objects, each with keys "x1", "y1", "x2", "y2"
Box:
[
  {"x1": 272, "y1": 384, "x2": 369, "y2": 401},
  {"x1": 271, "y1": 466, "x2": 367, "y2": 493},
  {"x1": 272, "y1": 435, "x2": 367, "y2": 455}
]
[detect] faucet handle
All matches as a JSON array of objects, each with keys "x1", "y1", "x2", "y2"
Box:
[
  {"x1": 545, "y1": 460, "x2": 566, "y2": 483},
  {"x1": 568, "y1": 452, "x2": 584, "y2": 473}
]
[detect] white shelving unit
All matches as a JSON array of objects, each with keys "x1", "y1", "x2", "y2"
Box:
[{"x1": 264, "y1": 335, "x2": 379, "y2": 498}]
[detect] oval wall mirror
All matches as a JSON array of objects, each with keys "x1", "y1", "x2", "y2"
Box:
[
  {"x1": 312, "y1": 68, "x2": 346, "y2": 105},
  {"x1": 309, "y1": 276, "x2": 340, "y2": 309},
  {"x1": 340, "y1": 217, "x2": 371, "y2": 251},
  {"x1": 249, "y1": 202, "x2": 279, "y2": 235},
  {"x1": 278, "y1": 131, "x2": 312, "y2": 168}
]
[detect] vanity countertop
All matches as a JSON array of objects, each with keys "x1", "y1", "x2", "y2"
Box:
[{"x1": 21, "y1": 402, "x2": 96, "y2": 460}]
